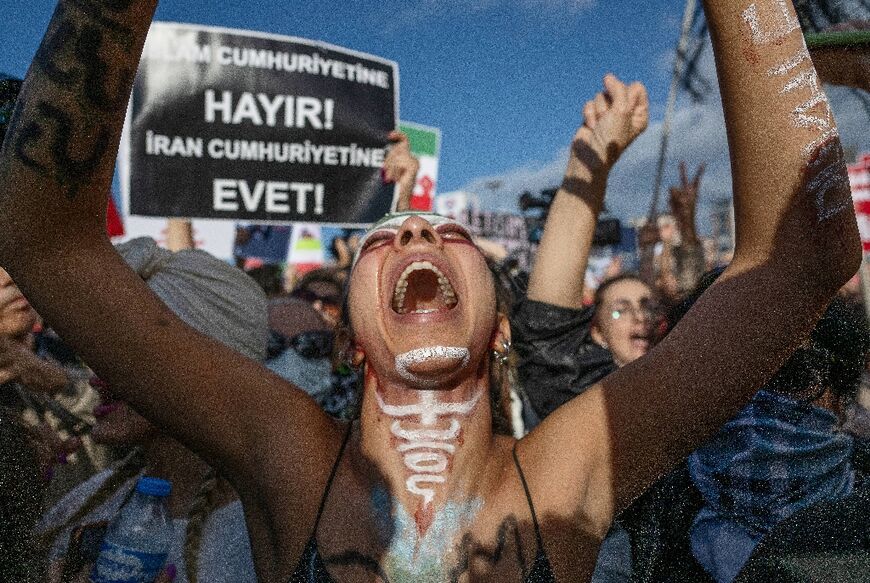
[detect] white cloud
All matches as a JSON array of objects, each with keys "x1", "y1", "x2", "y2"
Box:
[{"x1": 461, "y1": 44, "x2": 870, "y2": 235}]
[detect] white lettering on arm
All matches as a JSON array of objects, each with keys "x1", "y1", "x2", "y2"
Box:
[{"x1": 744, "y1": 0, "x2": 851, "y2": 222}]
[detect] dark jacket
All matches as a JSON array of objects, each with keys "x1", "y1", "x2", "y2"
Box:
[{"x1": 511, "y1": 298, "x2": 616, "y2": 427}]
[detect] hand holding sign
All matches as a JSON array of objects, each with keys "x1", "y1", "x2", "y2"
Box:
[{"x1": 384, "y1": 131, "x2": 421, "y2": 212}]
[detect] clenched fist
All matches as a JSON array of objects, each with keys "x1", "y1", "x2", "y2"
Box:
[{"x1": 565, "y1": 74, "x2": 649, "y2": 185}]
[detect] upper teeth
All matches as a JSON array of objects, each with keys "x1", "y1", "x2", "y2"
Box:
[{"x1": 393, "y1": 261, "x2": 458, "y2": 314}]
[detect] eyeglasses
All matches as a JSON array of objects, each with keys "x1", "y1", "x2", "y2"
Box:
[{"x1": 607, "y1": 304, "x2": 659, "y2": 321}]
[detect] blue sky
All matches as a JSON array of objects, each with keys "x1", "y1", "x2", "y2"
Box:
[{"x1": 2, "y1": 1, "x2": 868, "y2": 232}]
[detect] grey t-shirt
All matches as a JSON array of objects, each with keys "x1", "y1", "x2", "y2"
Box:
[{"x1": 39, "y1": 469, "x2": 256, "y2": 583}]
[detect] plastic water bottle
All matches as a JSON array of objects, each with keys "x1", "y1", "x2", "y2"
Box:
[{"x1": 90, "y1": 477, "x2": 173, "y2": 583}]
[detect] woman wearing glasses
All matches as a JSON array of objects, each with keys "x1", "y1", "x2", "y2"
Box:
[{"x1": 511, "y1": 78, "x2": 656, "y2": 428}]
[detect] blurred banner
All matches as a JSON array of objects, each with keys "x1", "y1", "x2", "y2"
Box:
[
  {"x1": 398, "y1": 121, "x2": 441, "y2": 212},
  {"x1": 120, "y1": 22, "x2": 398, "y2": 226},
  {"x1": 460, "y1": 208, "x2": 530, "y2": 268},
  {"x1": 232, "y1": 225, "x2": 293, "y2": 264},
  {"x1": 434, "y1": 191, "x2": 471, "y2": 219},
  {"x1": 849, "y1": 153, "x2": 870, "y2": 254},
  {"x1": 288, "y1": 224, "x2": 325, "y2": 268}
]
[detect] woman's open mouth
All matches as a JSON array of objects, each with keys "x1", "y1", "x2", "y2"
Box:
[
  {"x1": 391, "y1": 260, "x2": 459, "y2": 315},
  {"x1": 630, "y1": 333, "x2": 651, "y2": 353}
]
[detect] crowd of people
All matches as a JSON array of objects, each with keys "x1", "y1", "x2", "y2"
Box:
[{"x1": 0, "y1": 1, "x2": 868, "y2": 582}]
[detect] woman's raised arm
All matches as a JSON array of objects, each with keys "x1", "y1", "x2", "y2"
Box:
[
  {"x1": 525, "y1": 0, "x2": 861, "y2": 538},
  {"x1": 526, "y1": 75, "x2": 648, "y2": 309},
  {"x1": 0, "y1": 0, "x2": 339, "y2": 537}
]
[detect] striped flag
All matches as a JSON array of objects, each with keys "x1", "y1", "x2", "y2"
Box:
[{"x1": 848, "y1": 153, "x2": 870, "y2": 253}]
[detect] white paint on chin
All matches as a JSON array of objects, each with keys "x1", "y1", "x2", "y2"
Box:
[{"x1": 394, "y1": 346, "x2": 470, "y2": 388}]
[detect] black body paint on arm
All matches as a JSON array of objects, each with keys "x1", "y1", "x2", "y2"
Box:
[
  {"x1": 314, "y1": 515, "x2": 530, "y2": 582},
  {"x1": 14, "y1": 102, "x2": 110, "y2": 200},
  {"x1": 8, "y1": 0, "x2": 139, "y2": 200}
]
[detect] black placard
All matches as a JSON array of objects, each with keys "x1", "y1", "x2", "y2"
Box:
[{"x1": 122, "y1": 23, "x2": 398, "y2": 226}]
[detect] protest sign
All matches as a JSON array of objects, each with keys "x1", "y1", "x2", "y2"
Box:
[
  {"x1": 288, "y1": 224, "x2": 325, "y2": 270},
  {"x1": 121, "y1": 22, "x2": 399, "y2": 226},
  {"x1": 459, "y1": 208, "x2": 530, "y2": 268},
  {"x1": 398, "y1": 122, "x2": 440, "y2": 212}
]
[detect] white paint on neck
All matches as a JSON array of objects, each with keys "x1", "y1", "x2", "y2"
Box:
[{"x1": 376, "y1": 384, "x2": 482, "y2": 508}]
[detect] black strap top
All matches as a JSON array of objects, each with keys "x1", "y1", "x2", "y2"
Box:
[
  {"x1": 513, "y1": 444, "x2": 558, "y2": 582},
  {"x1": 288, "y1": 435, "x2": 556, "y2": 582}
]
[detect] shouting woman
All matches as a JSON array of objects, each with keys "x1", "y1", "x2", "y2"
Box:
[{"x1": 0, "y1": 1, "x2": 861, "y2": 581}]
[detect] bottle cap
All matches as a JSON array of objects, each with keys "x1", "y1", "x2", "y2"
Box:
[{"x1": 136, "y1": 477, "x2": 172, "y2": 497}]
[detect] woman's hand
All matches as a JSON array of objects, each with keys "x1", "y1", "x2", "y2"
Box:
[
  {"x1": 565, "y1": 74, "x2": 649, "y2": 186},
  {"x1": 668, "y1": 161, "x2": 705, "y2": 245},
  {"x1": 527, "y1": 75, "x2": 649, "y2": 308}
]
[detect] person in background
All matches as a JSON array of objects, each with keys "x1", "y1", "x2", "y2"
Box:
[
  {"x1": 647, "y1": 162, "x2": 707, "y2": 306},
  {"x1": 0, "y1": 1, "x2": 862, "y2": 581},
  {"x1": 384, "y1": 130, "x2": 421, "y2": 214},
  {"x1": 0, "y1": 267, "x2": 67, "y2": 392},
  {"x1": 511, "y1": 77, "x2": 651, "y2": 426},
  {"x1": 38, "y1": 237, "x2": 268, "y2": 583},
  {"x1": 509, "y1": 75, "x2": 652, "y2": 583},
  {"x1": 266, "y1": 267, "x2": 357, "y2": 419},
  {"x1": 1, "y1": 261, "x2": 107, "y2": 499},
  {"x1": 607, "y1": 271, "x2": 870, "y2": 583},
  {"x1": 666, "y1": 162, "x2": 706, "y2": 298},
  {"x1": 684, "y1": 294, "x2": 870, "y2": 583}
]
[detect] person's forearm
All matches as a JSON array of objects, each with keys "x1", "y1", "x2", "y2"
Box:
[
  {"x1": 702, "y1": 0, "x2": 859, "y2": 285},
  {"x1": 527, "y1": 169, "x2": 606, "y2": 309},
  {"x1": 674, "y1": 209, "x2": 699, "y2": 246},
  {"x1": 0, "y1": 0, "x2": 157, "y2": 261},
  {"x1": 166, "y1": 219, "x2": 195, "y2": 251}
]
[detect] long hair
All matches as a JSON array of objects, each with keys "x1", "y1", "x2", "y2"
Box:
[
  {"x1": 36, "y1": 448, "x2": 146, "y2": 552},
  {"x1": 668, "y1": 268, "x2": 870, "y2": 404},
  {"x1": 38, "y1": 449, "x2": 228, "y2": 583}
]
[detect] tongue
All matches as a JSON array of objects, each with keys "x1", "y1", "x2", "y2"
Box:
[{"x1": 405, "y1": 270, "x2": 445, "y2": 313}]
